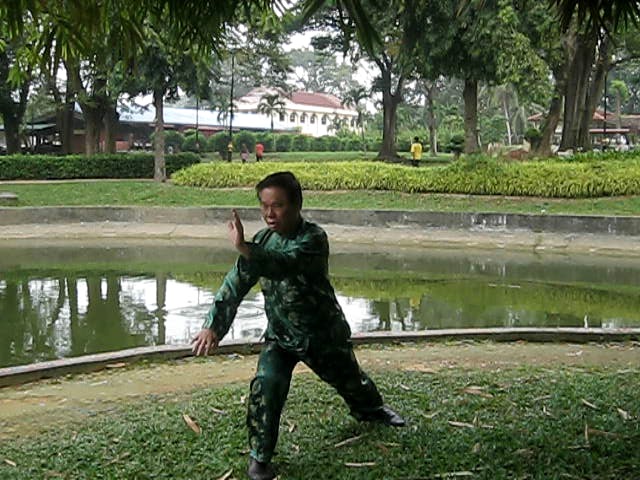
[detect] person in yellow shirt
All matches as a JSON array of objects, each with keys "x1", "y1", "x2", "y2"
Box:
[{"x1": 410, "y1": 136, "x2": 423, "y2": 167}]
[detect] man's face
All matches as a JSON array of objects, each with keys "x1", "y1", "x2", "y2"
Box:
[{"x1": 259, "y1": 186, "x2": 301, "y2": 235}]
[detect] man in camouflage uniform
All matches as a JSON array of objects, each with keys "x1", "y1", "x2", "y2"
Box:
[{"x1": 192, "y1": 172, "x2": 405, "y2": 480}]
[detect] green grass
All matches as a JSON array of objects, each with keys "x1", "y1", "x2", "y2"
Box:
[
  {"x1": 3, "y1": 180, "x2": 640, "y2": 215},
  {"x1": 1, "y1": 366, "x2": 638, "y2": 479}
]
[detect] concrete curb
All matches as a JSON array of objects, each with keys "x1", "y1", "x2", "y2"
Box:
[
  {"x1": 1, "y1": 328, "x2": 638, "y2": 388},
  {"x1": 1, "y1": 206, "x2": 640, "y2": 236}
]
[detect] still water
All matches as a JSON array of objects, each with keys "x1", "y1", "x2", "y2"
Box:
[{"x1": 1, "y1": 241, "x2": 639, "y2": 368}]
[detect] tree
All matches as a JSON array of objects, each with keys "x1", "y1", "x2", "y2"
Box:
[
  {"x1": 124, "y1": 22, "x2": 213, "y2": 181},
  {"x1": 257, "y1": 92, "x2": 286, "y2": 150},
  {"x1": 342, "y1": 85, "x2": 369, "y2": 152},
  {"x1": 610, "y1": 79, "x2": 629, "y2": 128},
  {"x1": 0, "y1": 21, "x2": 32, "y2": 154},
  {"x1": 288, "y1": 48, "x2": 361, "y2": 97},
  {"x1": 307, "y1": 0, "x2": 415, "y2": 160}
]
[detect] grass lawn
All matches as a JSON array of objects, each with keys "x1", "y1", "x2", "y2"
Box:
[
  {"x1": 1, "y1": 365, "x2": 638, "y2": 479},
  {"x1": 2, "y1": 180, "x2": 640, "y2": 216}
]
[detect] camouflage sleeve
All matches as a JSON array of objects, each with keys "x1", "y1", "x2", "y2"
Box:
[
  {"x1": 245, "y1": 228, "x2": 328, "y2": 280},
  {"x1": 202, "y1": 256, "x2": 259, "y2": 339}
]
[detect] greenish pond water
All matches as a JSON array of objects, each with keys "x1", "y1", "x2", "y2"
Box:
[{"x1": 1, "y1": 243, "x2": 639, "y2": 368}]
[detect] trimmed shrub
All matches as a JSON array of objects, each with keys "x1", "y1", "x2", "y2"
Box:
[
  {"x1": 275, "y1": 134, "x2": 294, "y2": 152},
  {"x1": 171, "y1": 154, "x2": 640, "y2": 198},
  {"x1": 208, "y1": 132, "x2": 230, "y2": 155},
  {"x1": 326, "y1": 136, "x2": 341, "y2": 151},
  {"x1": 293, "y1": 134, "x2": 311, "y2": 152},
  {"x1": 234, "y1": 131, "x2": 256, "y2": 153},
  {"x1": 0, "y1": 153, "x2": 200, "y2": 180},
  {"x1": 150, "y1": 130, "x2": 185, "y2": 153},
  {"x1": 182, "y1": 134, "x2": 208, "y2": 153},
  {"x1": 311, "y1": 136, "x2": 328, "y2": 151}
]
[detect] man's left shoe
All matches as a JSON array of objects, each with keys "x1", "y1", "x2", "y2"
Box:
[
  {"x1": 247, "y1": 457, "x2": 276, "y2": 480},
  {"x1": 357, "y1": 405, "x2": 406, "y2": 427}
]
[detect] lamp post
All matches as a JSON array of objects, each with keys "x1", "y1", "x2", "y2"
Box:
[
  {"x1": 227, "y1": 53, "x2": 235, "y2": 162},
  {"x1": 603, "y1": 70, "x2": 608, "y2": 150}
]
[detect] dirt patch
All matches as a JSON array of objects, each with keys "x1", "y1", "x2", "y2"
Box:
[{"x1": 1, "y1": 341, "x2": 638, "y2": 439}]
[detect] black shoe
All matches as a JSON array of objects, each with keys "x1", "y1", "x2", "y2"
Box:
[
  {"x1": 357, "y1": 405, "x2": 406, "y2": 427},
  {"x1": 247, "y1": 457, "x2": 276, "y2": 480}
]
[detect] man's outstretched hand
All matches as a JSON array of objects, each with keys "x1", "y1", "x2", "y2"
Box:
[
  {"x1": 191, "y1": 329, "x2": 219, "y2": 356},
  {"x1": 228, "y1": 209, "x2": 250, "y2": 258}
]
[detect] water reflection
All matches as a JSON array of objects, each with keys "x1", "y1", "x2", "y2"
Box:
[{"x1": 1, "y1": 243, "x2": 640, "y2": 368}]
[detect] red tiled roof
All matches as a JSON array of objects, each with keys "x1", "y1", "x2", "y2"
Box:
[{"x1": 290, "y1": 92, "x2": 345, "y2": 109}]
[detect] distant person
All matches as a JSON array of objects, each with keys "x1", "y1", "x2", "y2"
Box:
[
  {"x1": 227, "y1": 141, "x2": 234, "y2": 162},
  {"x1": 410, "y1": 136, "x2": 423, "y2": 167},
  {"x1": 255, "y1": 142, "x2": 265, "y2": 162},
  {"x1": 191, "y1": 171, "x2": 405, "y2": 480},
  {"x1": 241, "y1": 143, "x2": 249, "y2": 163}
]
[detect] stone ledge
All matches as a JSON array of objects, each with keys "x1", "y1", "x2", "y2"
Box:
[
  {"x1": 1, "y1": 327, "x2": 638, "y2": 388},
  {"x1": 0, "y1": 192, "x2": 18, "y2": 205}
]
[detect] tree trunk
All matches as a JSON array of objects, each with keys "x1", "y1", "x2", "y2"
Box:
[
  {"x1": 560, "y1": 29, "x2": 598, "y2": 151},
  {"x1": 83, "y1": 107, "x2": 102, "y2": 155},
  {"x1": 0, "y1": 53, "x2": 29, "y2": 154},
  {"x1": 577, "y1": 34, "x2": 610, "y2": 150},
  {"x1": 463, "y1": 79, "x2": 479, "y2": 154},
  {"x1": 503, "y1": 96, "x2": 512, "y2": 146},
  {"x1": 425, "y1": 82, "x2": 438, "y2": 155},
  {"x1": 4, "y1": 120, "x2": 21, "y2": 154},
  {"x1": 535, "y1": 59, "x2": 569, "y2": 156},
  {"x1": 377, "y1": 67, "x2": 403, "y2": 160},
  {"x1": 103, "y1": 102, "x2": 118, "y2": 154},
  {"x1": 153, "y1": 88, "x2": 166, "y2": 182}
]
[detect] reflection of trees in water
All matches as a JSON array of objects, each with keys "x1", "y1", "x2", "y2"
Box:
[
  {"x1": 0, "y1": 278, "x2": 67, "y2": 367},
  {"x1": 0, "y1": 272, "x2": 170, "y2": 367}
]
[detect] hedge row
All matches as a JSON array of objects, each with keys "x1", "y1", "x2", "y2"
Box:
[
  {"x1": 0, "y1": 153, "x2": 200, "y2": 180},
  {"x1": 171, "y1": 156, "x2": 640, "y2": 198}
]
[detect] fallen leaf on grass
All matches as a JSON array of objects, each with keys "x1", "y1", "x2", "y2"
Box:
[
  {"x1": 587, "y1": 427, "x2": 620, "y2": 438},
  {"x1": 448, "y1": 421, "x2": 475, "y2": 429},
  {"x1": 542, "y1": 406, "x2": 554, "y2": 417},
  {"x1": 106, "y1": 362, "x2": 127, "y2": 369},
  {"x1": 533, "y1": 394, "x2": 551, "y2": 402},
  {"x1": 403, "y1": 364, "x2": 437, "y2": 374},
  {"x1": 215, "y1": 469, "x2": 233, "y2": 480},
  {"x1": 566, "y1": 350, "x2": 583, "y2": 357},
  {"x1": 344, "y1": 462, "x2": 376, "y2": 468},
  {"x1": 399, "y1": 384, "x2": 411, "y2": 391},
  {"x1": 183, "y1": 414, "x2": 201, "y2": 435},
  {"x1": 45, "y1": 471, "x2": 65, "y2": 478},
  {"x1": 433, "y1": 471, "x2": 474, "y2": 478},
  {"x1": 3, "y1": 459, "x2": 16, "y2": 467},
  {"x1": 581, "y1": 399, "x2": 597, "y2": 410},
  {"x1": 239, "y1": 395, "x2": 247, "y2": 405},
  {"x1": 285, "y1": 420, "x2": 296, "y2": 433},
  {"x1": 334, "y1": 434, "x2": 365, "y2": 448},
  {"x1": 461, "y1": 387, "x2": 493, "y2": 399},
  {"x1": 472, "y1": 443, "x2": 481, "y2": 454},
  {"x1": 617, "y1": 408, "x2": 630, "y2": 420},
  {"x1": 106, "y1": 452, "x2": 131, "y2": 465},
  {"x1": 421, "y1": 411, "x2": 440, "y2": 420}
]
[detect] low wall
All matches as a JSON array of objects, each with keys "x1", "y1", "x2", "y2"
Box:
[
  {"x1": 1, "y1": 328, "x2": 639, "y2": 388},
  {"x1": 1, "y1": 206, "x2": 640, "y2": 236}
]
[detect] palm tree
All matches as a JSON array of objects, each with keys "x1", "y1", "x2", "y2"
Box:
[
  {"x1": 610, "y1": 80, "x2": 629, "y2": 129},
  {"x1": 257, "y1": 92, "x2": 286, "y2": 151},
  {"x1": 343, "y1": 86, "x2": 369, "y2": 153}
]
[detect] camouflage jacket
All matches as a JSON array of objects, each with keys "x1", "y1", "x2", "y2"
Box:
[{"x1": 203, "y1": 219, "x2": 350, "y2": 352}]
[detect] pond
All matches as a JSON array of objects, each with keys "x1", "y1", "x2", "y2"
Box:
[{"x1": 1, "y1": 240, "x2": 639, "y2": 368}]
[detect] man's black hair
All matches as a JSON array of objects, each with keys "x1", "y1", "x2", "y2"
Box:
[
  {"x1": 413, "y1": 136, "x2": 420, "y2": 142},
  {"x1": 256, "y1": 171, "x2": 303, "y2": 208}
]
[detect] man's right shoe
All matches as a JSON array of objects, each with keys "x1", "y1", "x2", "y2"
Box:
[
  {"x1": 356, "y1": 405, "x2": 406, "y2": 427},
  {"x1": 247, "y1": 457, "x2": 276, "y2": 480}
]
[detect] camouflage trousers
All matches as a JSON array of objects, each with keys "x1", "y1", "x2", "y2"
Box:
[{"x1": 247, "y1": 339, "x2": 384, "y2": 463}]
